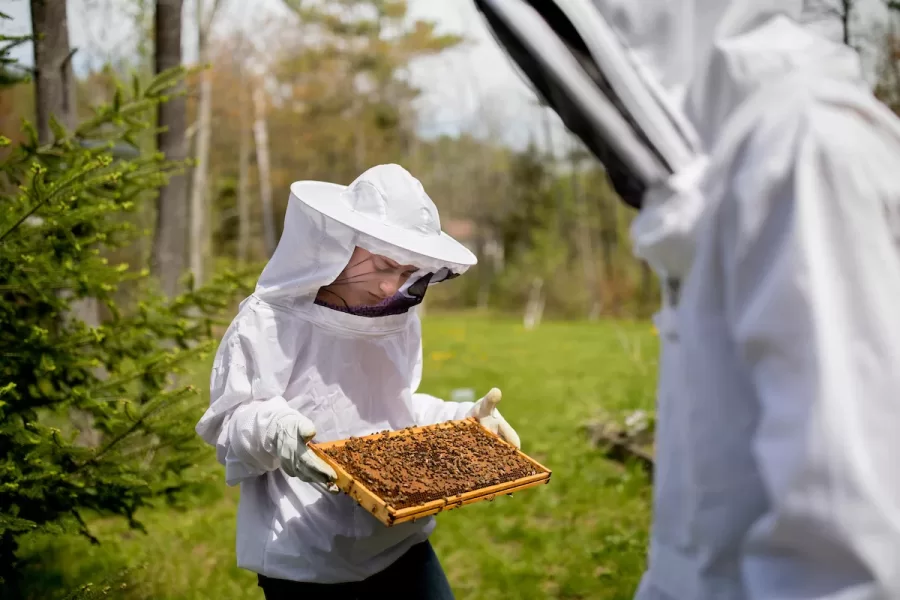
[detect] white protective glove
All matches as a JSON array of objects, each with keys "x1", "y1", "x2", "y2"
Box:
[
  {"x1": 271, "y1": 412, "x2": 340, "y2": 493},
  {"x1": 466, "y1": 388, "x2": 521, "y2": 449}
]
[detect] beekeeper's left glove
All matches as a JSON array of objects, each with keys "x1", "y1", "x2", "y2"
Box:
[
  {"x1": 270, "y1": 412, "x2": 340, "y2": 493},
  {"x1": 466, "y1": 388, "x2": 521, "y2": 449}
]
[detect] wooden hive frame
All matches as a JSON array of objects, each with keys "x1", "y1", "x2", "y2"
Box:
[{"x1": 308, "y1": 418, "x2": 552, "y2": 527}]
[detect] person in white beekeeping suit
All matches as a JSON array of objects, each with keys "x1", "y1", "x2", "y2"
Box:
[
  {"x1": 474, "y1": 0, "x2": 900, "y2": 598},
  {"x1": 195, "y1": 163, "x2": 520, "y2": 599}
]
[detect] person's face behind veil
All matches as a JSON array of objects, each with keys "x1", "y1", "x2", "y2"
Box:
[{"x1": 317, "y1": 247, "x2": 419, "y2": 309}]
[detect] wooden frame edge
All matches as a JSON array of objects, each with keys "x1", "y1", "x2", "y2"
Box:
[{"x1": 307, "y1": 417, "x2": 553, "y2": 527}]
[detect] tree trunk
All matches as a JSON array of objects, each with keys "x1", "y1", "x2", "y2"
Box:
[
  {"x1": 476, "y1": 236, "x2": 492, "y2": 311},
  {"x1": 599, "y1": 193, "x2": 615, "y2": 281},
  {"x1": 150, "y1": 0, "x2": 187, "y2": 297},
  {"x1": 237, "y1": 82, "x2": 251, "y2": 263},
  {"x1": 32, "y1": 0, "x2": 101, "y2": 447},
  {"x1": 571, "y1": 153, "x2": 600, "y2": 320},
  {"x1": 31, "y1": 0, "x2": 100, "y2": 328},
  {"x1": 355, "y1": 125, "x2": 367, "y2": 173},
  {"x1": 253, "y1": 86, "x2": 277, "y2": 257},
  {"x1": 841, "y1": 0, "x2": 851, "y2": 47},
  {"x1": 188, "y1": 0, "x2": 215, "y2": 286},
  {"x1": 523, "y1": 277, "x2": 545, "y2": 331},
  {"x1": 640, "y1": 261, "x2": 654, "y2": 316},
  {"x1": 31, "y1": 0, "x2": 77, "y2": 140},
  {"x1": 188, "y1": 74, "x2": 212, "y2": 285}
]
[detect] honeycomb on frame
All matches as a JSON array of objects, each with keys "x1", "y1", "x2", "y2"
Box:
[{"x1": 308, "y1": 418, "x2": 552, "y2": 526}]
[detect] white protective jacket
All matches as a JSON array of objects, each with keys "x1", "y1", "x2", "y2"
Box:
[
  {"x1": 195, "y1": 165, "x2": 478, "y2": 583},
  {"x1": 476, "y1": 1, "x2": 900, "y2": 598}
]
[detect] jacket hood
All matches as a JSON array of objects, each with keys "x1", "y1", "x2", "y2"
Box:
[
  {"x1": 475, "y1": 0, "x2": 862, "y2": 281},
  {"x1": 575, "y1": 0, "x2": 858, "y2": 149}
]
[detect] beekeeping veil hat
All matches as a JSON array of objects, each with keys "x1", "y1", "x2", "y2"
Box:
[
  {"x1": 253, "y1": 163, "x2": 476, "y2": 308},
  {"x1": 473, "y1": 0, "x2": 850, "y2": 279}
]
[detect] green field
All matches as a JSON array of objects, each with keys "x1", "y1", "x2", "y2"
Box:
[{"x1": 18, "y1": 313, "x2": 658, "y2": 600}]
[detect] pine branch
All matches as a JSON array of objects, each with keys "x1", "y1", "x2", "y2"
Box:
[
  {"x1": 72, "y1": 510, "x2": 100, "y2": 545},
  {"x1": 0, "y1": 49, "x2": 252, "y2": 588}
]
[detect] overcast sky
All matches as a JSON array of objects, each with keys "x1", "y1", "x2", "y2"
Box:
[{"x1": 1, "y1": 0, "x2": 891, "y2": 151}]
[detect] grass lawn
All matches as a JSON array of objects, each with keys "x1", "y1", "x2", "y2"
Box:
[{"x1": 19, "y1": 312, "x2": 659, "y2": 600}]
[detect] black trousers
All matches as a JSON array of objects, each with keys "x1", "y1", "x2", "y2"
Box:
[{"x1": 257, "y1": 541, "x2": 456, "y2": 600}]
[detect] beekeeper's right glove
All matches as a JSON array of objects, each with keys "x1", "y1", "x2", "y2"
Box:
[
  {"x1": 270, "y1": 412, "x2": 339, "y2": 492},
  {"x1": 467, "y1": 388, "x2": 521, "y2": 449}
]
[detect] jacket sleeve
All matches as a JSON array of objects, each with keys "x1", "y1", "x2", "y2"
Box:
[
  {"x1": 195, "y1": 304, "x2": 302, "y2": 486},
  {"x1": 408, "y1": 319, "x2": 474, "y2": 425},
  {"x1": 721, "y1": 101, "x2": 900, "y2": 598}
]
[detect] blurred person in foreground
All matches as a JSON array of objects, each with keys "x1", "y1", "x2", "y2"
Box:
[
  {"x1": 475, "y1": 0, "x2": 900, "y2": 598},
  {"x1": 195, "y1": 163, "x2": 519, "y2": 599}
]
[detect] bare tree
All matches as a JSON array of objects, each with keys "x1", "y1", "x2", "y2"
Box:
[
  {"x1": 236, "y1": 62, "x2": 251, "y2": 263},
  {"x1": 599, "y1": 184, "x2": 617, "y2": 281},
  {"x1": 814, "y1": 0, "x2": 855, "y2": 46},
  {"x1": 570, "y1": 141, "x2": 601, "y2": 320},
  {"x1": 151, "y1": 0, "x2": 188, "y2": 297},
  {"x1": 523, "y1": 277, "x2": 545, "y2": 330},
  {"x1": 841, "y1": 0, "x2": 853, "y2": 46},
  {"x1": 253, "y1": 85, "x2": 277, "y2": 257},
  {"x1": 188, "y1": 0, "x2": 225, "y2": 286},
  {"x1": 30, "y1": 0, "x2": 77, "y2": 141},
  {"x1": 31, "y1": 0, "x2": 102, "y2": 327},
  {"x1": 874, "y1": 2, "x2": 900, "y2": 114},
  {"x1": 31, "y1": 0, "x2": 103, "y2": 445}
]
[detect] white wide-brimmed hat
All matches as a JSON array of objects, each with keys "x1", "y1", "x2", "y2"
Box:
[{"x1": 290, "y1": 163, "x2": 477, "y2": 268}]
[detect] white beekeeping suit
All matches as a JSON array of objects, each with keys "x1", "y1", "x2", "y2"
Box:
[
  {"x1": 195, "y1": 164, "x2": 485, "y2": 583},
  {"x1": 475, "y1": 1, "x2": 900, "y2": 598}
]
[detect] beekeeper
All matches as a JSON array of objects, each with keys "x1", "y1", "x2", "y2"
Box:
[
  {"x1": 475, "y1": 0, "x2": 900, "y2": 598},
  {"x1": 195, "y1": 163, "x2": 520, "y2": 598}
]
